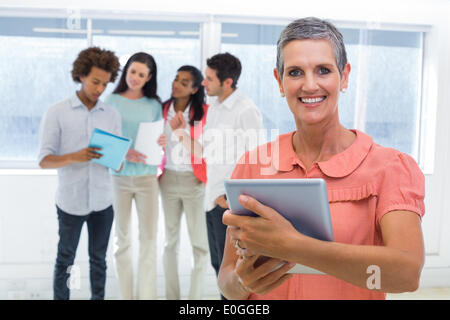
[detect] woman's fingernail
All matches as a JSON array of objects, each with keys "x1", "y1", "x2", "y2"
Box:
[{"x1": 240, "y1": 195, "x2": 248, "y2": 202}]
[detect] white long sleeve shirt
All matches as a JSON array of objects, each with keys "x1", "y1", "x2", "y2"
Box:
[{"x1": 202, "y1": 89, "x2": 264, "y2": 211}]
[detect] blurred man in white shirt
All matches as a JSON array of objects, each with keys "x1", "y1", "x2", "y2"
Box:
[{"x1": 201, "y1": 53, "x2": 263, "y2": 298}]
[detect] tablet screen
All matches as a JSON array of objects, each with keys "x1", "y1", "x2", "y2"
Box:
[{"x1": 224, "y1": 178, "x2": 334, "y2": 242}]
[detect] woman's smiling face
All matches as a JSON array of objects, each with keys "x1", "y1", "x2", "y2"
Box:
[
  {"x1": 275, "y1": 39, "x2": 350, "y2": 126},
  {"x1": 125, "y1": 61, "x2": 151, "y2": 91}
]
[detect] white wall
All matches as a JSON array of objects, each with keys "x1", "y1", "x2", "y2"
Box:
[
  {"x1": 0, "y1": 0, "x2": 445, "y2": 24},
  {"x1": 1, "y1": 0, "x2": 450, "y2": 299}
]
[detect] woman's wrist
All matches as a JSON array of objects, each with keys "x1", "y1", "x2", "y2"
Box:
[
  {"x1": 232, "y1": 271, "x2": 252, "y2": 300},
  {"x1": 219, "y1": 265, "x2": 251, "y2": 300}
]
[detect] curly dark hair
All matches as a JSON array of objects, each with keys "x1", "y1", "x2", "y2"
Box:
[
  {"x1": 206, "y1": 52, "x2": 241, "y2": 88},
  {"x1": 71, "y1": 47, "x2": 120, "y2": 83}
]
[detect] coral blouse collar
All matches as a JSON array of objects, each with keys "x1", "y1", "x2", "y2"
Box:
[{"x1": 275, "y1": 129, "x2": 373, "y2": 178}]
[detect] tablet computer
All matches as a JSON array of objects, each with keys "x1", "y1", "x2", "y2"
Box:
[{"x1": 224, "y1": 178, "x2": 334, "y2": 274}]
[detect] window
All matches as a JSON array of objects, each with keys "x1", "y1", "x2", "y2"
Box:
[
  {"x1": 221, "y1": 23, "x2": 293, "y2": 137},
  {"x1": 357, "y1": 30, "x2": 423, "y2": 159},
  {"x1": 0, "y1": 17, "x2": 87, "y2": 163},
  {"x1": 0, "y1": 15, "x2": 201, "y2": 166},
  {"x1": 220, "y1": 22, "x2": 424, "y2": 162},
  {"x1": 92, "y1": 19, "x2": 201, "y2": 100},
  {"x1": 0, "y1": 13, "x2": 426, "y2": 168}
]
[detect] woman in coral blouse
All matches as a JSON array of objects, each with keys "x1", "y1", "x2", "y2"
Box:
[{"x1": 218, "y1": 17, "x2": 425, "y2": 300}]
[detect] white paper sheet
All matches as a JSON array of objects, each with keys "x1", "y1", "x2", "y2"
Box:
[{"x1": 134, "y1": 120, "x2": 164, "y2": 165}]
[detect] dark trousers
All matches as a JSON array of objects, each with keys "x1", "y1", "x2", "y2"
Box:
[
  {"x1": 53, "y1": 205, "x2": 114, "y2": 300},
  {"x1": 206, "y1": 205, "x2": 228, "y2": 300}
]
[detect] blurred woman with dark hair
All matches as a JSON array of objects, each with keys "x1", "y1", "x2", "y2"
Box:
[
  {"x1": 104, "y1": 52, "x2": 164, "y2": 300},
  {"x1": 159, "y1": 65, "x2": 209, "y2": 300}
]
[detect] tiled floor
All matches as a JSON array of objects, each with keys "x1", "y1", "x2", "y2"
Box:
[{"x1": 387, "y1": 287, "x2": 450, "y2": 300}]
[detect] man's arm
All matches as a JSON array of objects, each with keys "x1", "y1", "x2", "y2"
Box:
[
  {"x1": 38, "y1": 105, "x2": 103, "y2": 169},
  {"x1": 39, "y1": 148, "x2": 102, "y2": 169}
]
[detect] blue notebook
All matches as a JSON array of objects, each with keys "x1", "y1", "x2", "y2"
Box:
[{"x1": 88, "y1": 128, "x2": 132, "y2": 171}]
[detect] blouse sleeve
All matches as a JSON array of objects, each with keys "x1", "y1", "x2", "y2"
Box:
[
  {"x1": 376, "y1": 152, "x2": 425, "y2": 224},
  {"x1": 231, "y1": 154, "x2": 248, "y2": 179},
  {"x1": 231, "y1": 150, "x2": 261, "y2": 180}
]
